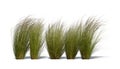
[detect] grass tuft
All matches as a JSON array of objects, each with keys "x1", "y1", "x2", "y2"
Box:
[
  {"x1": 29, "y1": 19, "x2": 44, "y2": 59},
  {"x1": 46, "y1": 22, "x2": 65, "y2": 59},
  {"x1": 65, "y1": 25, "x2": 79, "y2": 59},
  {"x1": 78, "y1": 17, "x2": 101, "y2": 59},
  {"x1": 13, "y1": 17, "x2": 32, "y2": 59}
]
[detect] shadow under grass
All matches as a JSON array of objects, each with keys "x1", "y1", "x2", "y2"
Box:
[
  {"x1": 75, "y1": 56, "x2": 105, "y2": 59},
  {"x1": 59, "y1": 56, "x2": 105, "y2": 59},
  {"x1": 47, "y1": 57, "x2": 66, "y2": 59},
  {"x1": 16, "y1": 56, "x2": 105, "y2": 59},
  {"x1": 25, "y1": 56, "x2": 48, "y2": 59},
  {"x1": 60, "y1": 57, "x2": 66, "y2": 59}
]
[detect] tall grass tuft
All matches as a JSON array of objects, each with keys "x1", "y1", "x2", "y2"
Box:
[
  {"x1": 78, "y1": 17, "x2": 101, "y2": 59},
  {"x1": 46, "y1": 22, "x2": 65, "y2": 59},
  {"x1": 65, "y1": 25, "x2": 79, "y2": 59},
  {"x1": 13, "y1": 18, "x2": 32, "y2": 59},
  {"x1": 29, "y1": 19, "x2": 44, "y2": 59}
]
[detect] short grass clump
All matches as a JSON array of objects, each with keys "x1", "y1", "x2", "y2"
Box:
[
  {"x1": 78, "y1": 17, "x2": 101, "y2": 59},
  {"x1": 65, "y1": 25, "x2": 79, "y2": 59},
  {"x1": 29, "y1": 20, "x2": 44, "y2": 59},
  {"x1": 46, "y1": 23, "x2": 65, "y2": 59},
  {"x1": 13, "y1": 18, "x2": 32, "y2": 59}
]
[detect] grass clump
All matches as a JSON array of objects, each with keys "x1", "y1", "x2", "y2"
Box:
[
  {"x1": 46, "y1": 22, "x2": 65, "y2": 59},
  {"x1": 78, "y1": 17, "x2": 101, "y2": 59},
  {"x1": 29, "y1": 19, "x2": 44, "y2": 59},
  {"x1": 13, "y1": 18, "x2": 32, "y2": 59},
  {"x1": 65, "y1": 25, "x2": 79, "y2": 59}
]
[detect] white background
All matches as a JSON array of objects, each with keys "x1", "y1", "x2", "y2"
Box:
[{"x1": 0, "y1": 0, "x2": 120, "y2": 69}]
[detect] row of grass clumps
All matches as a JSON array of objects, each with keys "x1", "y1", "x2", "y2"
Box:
[{"x1": 13, "y1": 16, "x2": 101, "y2": 59}]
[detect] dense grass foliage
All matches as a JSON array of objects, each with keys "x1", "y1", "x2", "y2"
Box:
[
  {"x1": 46, "y1": 23, "x2": 65, "y2": 59},
  {"x1": 13, "y1": 18, "x2": 31, "y2": 59},
  {"x1": 13, "y1": 16, "x2": 102, "y2": 59},
  {"x1": 29, "y1": 20, "x2": 44, "y2": 59},
  {"x1": 78, "y1": 17, "x2": 101, "y2": 59},
  {"x1": 65, "y1": 25, "x2": 79, "y2": 59}
]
